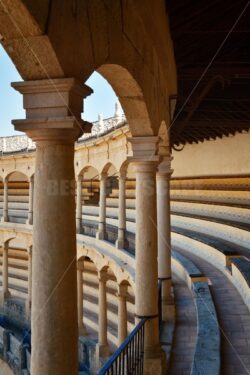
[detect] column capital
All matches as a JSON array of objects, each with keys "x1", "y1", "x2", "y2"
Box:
[
  {"x1": 128, "y1": 136, "x2": 160, "y2": 163},
  {"x1": 118, "y1": 170, "x2": 127, "y2": 179},
  {"x1": 28, "y1": 175, "x2": 34, "y2": 183},
  {"x1": 132, "y1": 161, "x2": 158, "y2": 174},
  {"x1": 77, "y1": 173, "x2": 83, "y2": 183},
  {"x1": 3, "y1": 241, "x2": 8, "y2": 251},
  {"x1": 77, "y1": 260, "x2": 84, "y2": 271},
  {"x1": 98, "y1": 269, "x2": 108, "y2": 282},
  {"x1": 11, "y1": 78, "x2": 93, "y2": 143},
  {"x1": 117, "y1": 283, "x2": 128, "y2": 298},
  {"x1": 100, "y1": 172, "x2": 108, "y2": 180}
]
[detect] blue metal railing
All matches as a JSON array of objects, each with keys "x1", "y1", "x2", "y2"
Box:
[{"x1": 98, "y1": 318, "x2": 147, "y2": 375}]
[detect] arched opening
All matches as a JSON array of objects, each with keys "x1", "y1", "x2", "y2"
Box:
[
  {"x1": 77, "y1": 166, "x2": 100, "y2": 238},
  {"x1": 83, "y1": 65, "x2": 154, "y2": 139},
  {"x1": 5, "y1": 171, "x2": 29, "y2": 224},
  {"x1": 101, "y1": 161, "x2": 119, "y2": 194},
  {"x1": 0, "y1": 236, "x2": 29, "y2": 322},
  {"x1": 76, "y1": 255, "x2": 101, "y2": 373},
  {"x1": 79, "y1": 166, "x2": 100, "y2": 207},
  {"x1": 100, "y1": 162, "x2": 119, "y2": 244},
  {"x1": 104, "y1": 266, "x2": 118, "y2": 351}
]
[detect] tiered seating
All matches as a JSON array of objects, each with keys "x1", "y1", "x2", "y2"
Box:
[{"x1": 170, "y1": 176, "x2": 250, "y2": 311}]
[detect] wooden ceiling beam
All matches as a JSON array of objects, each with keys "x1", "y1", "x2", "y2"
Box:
[{"x1": 185, "y1": 120, "x2": 250, "y2": 128}]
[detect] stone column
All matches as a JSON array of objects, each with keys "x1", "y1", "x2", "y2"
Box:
[
  {"x1": 128, "y1": 137, "x2": 165, "y2": 374},
  {"x1": 12, "y1": 78, "x2": 92, "y2": 375},
  {"x1": 96, "y1": 173, "x2": 107, "y2": 240},
  {"x1": 76, "y1": 174, "x2": 83, "y2": 233},
  {"x1": 117, "y1": 283, "x2": 128, "y2": 346},
  {"x1": 1, "y1": 178, "x2": 8, "y2": 222},
  {"x1": 115, "y1": 171, "x2": 126, "y2": 249},
  {"x1": 157, "y1": 157, "x2": 173, "y2": 311},
  {"x1": 1, "y1": 242, "x2": 10, "y2": 304},
  {"x1": 77, "y1": 261, "x2": 87, "y2": 336},
  {"x1": 97, "y1": 269, "x2": 110, "y2": 357},
  {"x1": 25, "y1": 245, "x2": 32, "y2": 316},
  {"x1": 27, "y1": 175, "x2": 34, "y2": 225}
]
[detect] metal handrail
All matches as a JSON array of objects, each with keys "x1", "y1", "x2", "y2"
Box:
[{"x1": 98, "y1": 318, "x2": 147, "y2": 375}]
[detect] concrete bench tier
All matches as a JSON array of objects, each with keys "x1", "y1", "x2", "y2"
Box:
[
  {"x1": 231, "y1": 258, "x2": 250, "y2": 309},
  {"x1": 170, "y1": 189, "x2": 250, "y2": 206},
  {"x1": 171, "y1": 250, "x2": 220, "y2": 375},
  {"x1": 171, "y1": 200, "x2": 250, "y2": 227},
  {"x1": 170, "y1": 177, "x2": 250, "y2": 191}
]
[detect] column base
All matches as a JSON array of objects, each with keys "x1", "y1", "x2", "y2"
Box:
[
  {"x1": 96, "y1": 231, "x2": 106, "y2": 240},
  {"x1": 115, "y1": 237, "x2": 124, "y2": 249},
  {"x1": 1, "y1": 216, "x2": 8, "y2": 223},
  {"x1": 26, "y1": 213, "x2": 33, "y2": 225},
  {"x1": 144, "y1": 346, "x2": 167, "y2": 375},
  {"x1": 161, "y1": 283, "x2": 174, "y2": 322},
  {"x1": 162, "y1": 301, "x2": 175, "y2": 323},
  {"x1": 0, "y1": 290, "x2": 11, "y2": 305},
  {"x1": 96, "y1": 343, "x2": 110, "y2": 358},
  {"x1": 79, "y1": 325, "x2": 88, "y2": 337},
  {"x1": 25, "y1": 300, "x2": 31, "y2": 317}
]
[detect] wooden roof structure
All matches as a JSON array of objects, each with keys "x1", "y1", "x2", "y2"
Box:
[{"x1": 167, "y1": 0, "x2": 250, "y2": 148}]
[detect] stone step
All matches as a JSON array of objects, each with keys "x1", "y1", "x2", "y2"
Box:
[
  {"x1": 170, "y1": 189, "x2": 250, "y2": 206},
  {"x1": 170, "y1": 177, "x2": 250, "y2": 191}
]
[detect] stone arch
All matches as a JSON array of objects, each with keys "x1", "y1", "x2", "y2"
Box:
[
  {"x1": 0, "y1": 229, "x2": 32, "y2": 249},
  {"x1": 3, "y1": 171, "x2": 30, "y2": 224},
  {"x1": 101, "y1": 162, "x2": 118, "y2": 177},
  {"x1": 76, "y1": 244, "x2": 134, "y2": 291},
  {"x1": 119, "y1": 160, "x2": 129, "y2": 177},
  {"x1": 78, "y1": 165, "x2": 100, "y2": 180},
  {"x1": 5, "y1": 170, "x2": 29, "y2": 181},
  {"x1": 77, "y1": 245, "x2": 108, "y2": 273},
  {"x1": 2, "y1": 237, "x2": 15, "y2": 247},
  {"x1": 97, "y1": 64, "x2": 154, "y2": 137}
]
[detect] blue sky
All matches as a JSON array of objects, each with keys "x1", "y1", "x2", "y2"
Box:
[{"x1": 0, "y1": 45, "x2": 118, "y2": 136}]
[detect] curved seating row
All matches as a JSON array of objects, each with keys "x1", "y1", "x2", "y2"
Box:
[{"x1": 171, "y1": 250, "x2": 220, "y2": 375}]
